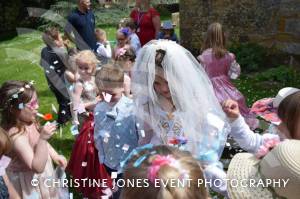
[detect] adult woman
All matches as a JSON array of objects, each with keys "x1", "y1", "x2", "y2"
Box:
[{"x1": 130, "y1": 0, "x2": 161, "y2": 46}]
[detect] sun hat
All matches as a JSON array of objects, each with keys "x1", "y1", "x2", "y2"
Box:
[
  {"x1": 250, "y1": 87, "x2": 300, "y2": 125},
  {"x1": 161, "y1": 20, "x2": 174, "y2": 30},
  {"x1": 273, "y1": 87, "x2": 300, "y2": 108},
  {"x1": 227, "y1": 139, "x2": 300, "y2": 199}
]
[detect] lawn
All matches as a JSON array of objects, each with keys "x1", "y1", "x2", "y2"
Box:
[{"x1": 1, "y1": 11, "x2": 300, "y2": 199}]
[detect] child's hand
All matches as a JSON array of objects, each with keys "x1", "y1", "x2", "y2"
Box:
[
  {"x1": 222, "y1": 99, "x2": 240, "y2": 119},
  {"x1": 54, "y1": 155, "x2": 68, "y2": 169},
  {"x1": 40, "y1": 123, "x2": 57, "y2": 140}
]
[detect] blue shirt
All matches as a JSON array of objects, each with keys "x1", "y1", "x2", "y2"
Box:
[
  {"x1": 65, "y1": 9, "x2": 96, "y2": 50},
  {"x1": 94, "y1": 96, "x2": 138, "y2": 171},
  {"x1": 157, "y1": 32, "x2": 179, "y2": 43}
]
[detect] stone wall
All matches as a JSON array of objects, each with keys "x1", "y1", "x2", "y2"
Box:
[{"x1": 180, "y1": 0, "x2": 300, "y2": 56}]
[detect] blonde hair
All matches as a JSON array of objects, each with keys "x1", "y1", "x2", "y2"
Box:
[
  {"x1": 202, "y1": 22, "x2": 227, "y2": 59},
  {"x1": 121, "y1": 145, "x2": 209, "y2": 199},
  {"x1": 71, "y1": 50, "x2": 99, "y2": 74},
  {"x1": 95, "y1": 63, "x2": 124, "y2": 89},
  {"x1": 95, "y1": 28, "x2": 107, "y2": 41}
]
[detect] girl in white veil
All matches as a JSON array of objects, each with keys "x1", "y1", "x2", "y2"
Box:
[{"x1": 132, "y1": 40, "x2": 230, "y2": 195}]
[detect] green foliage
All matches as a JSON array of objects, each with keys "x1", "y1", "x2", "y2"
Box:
[
  {"x1": 229, "y1": 42, "x2": 267, "y2": 72},
  {"x1": 234, "y1": 66, "x2": 300, "y2": 105}
]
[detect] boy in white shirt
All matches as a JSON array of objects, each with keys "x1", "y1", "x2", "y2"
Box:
[{"x1": 95, "y1": 28, "x2": 112, "y2": 66}]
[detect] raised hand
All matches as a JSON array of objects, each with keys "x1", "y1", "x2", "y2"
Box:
[
  {"x1": 40, "y1": 123, "x2": 57, "y2": 140},
  {"x1": 222, "y1": 99, "x2": 240, "y2": 119}
]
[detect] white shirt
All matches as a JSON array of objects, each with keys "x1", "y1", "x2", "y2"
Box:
[{"x1": 96, "y1": 41, "x2": 112, "y2": 64}]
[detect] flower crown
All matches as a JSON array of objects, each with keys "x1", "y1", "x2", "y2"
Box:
[{"x1": 4, "y1": 80, "x2": 35, "y2": 110}]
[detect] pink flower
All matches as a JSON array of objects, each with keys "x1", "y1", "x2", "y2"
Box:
[
  {"x1": 147, "y1": 155, "x2": 175, "y2": 183},
  {"x1": 255, "y1": 137, "x2": 280, "y2": 159}
]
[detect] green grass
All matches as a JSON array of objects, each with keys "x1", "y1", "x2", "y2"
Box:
[{"x1": 1, "y1": 23, "x2": 300, "y2": 199}]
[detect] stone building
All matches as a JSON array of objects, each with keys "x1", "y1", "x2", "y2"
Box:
[{"x1": 180, "y1": 0, "x2": 300, "y2": 56}]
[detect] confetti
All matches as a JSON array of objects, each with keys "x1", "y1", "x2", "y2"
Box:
[
  {"x1": 116, "y1": 135, "x2": 120, "y2": 139},
  {"x1": 103, "y1": 137, "x2": 109, "y2": 143},
  {"x1": 95, "y1": 111, "x2": 99, "y2": 116},
  {"x1": 225, "y1": 142, "x2": 231, "y2": 147},
  {"x1": 53, "y1": 60, "x2": 59, "y2": 64},
  {"x1": 87, "y1": 140, "x2": 91, "y2": 144},
  {"x1": 46, "y1": 70, "x2": 50, "y2": 74},
  {"x1": 136, "y1": 123, "x2": 140, "y2": 128},
  {"x1": 122, "y1": 144, "x2": 129, "y2": 152},
  {"x1": 102, "y1": 188, "x2": 112, "y2": 199},
  {"x1": 24, "y1": 84, "x2": 30, "y2": 89},
  {"x1": 57, "y1": 69, "x2": 61, "y2": 73},
  {"x1": 115, "y1": 144, "x2": 120, "y2": 148},
  {"x1": 19, "y1": 88, "x2": 25, "y2": 92},
  {"x1": 61, "y1": 110, "x2": 66, "y2": 115},
  {"x1": 81, "y1": 162, "x2": 87, "y2": 167},
  {"x1": 18, "y1": 103, "x2": 24, "y2": 109},
  {"x1": 50, "y1": 65, "x2": 55, "y2": 70},
  {"x1": 140, "y1": 130, "x2": 145, "y2": 137},
  {"x1": 70, "y1": 125, "x2": 79, "y2": 136},
  {"x1": 111, "y1": 172, "x2": 118, "y2": 179},
  {"x1": 36, "y1": 113, "x2": 44, "y2": 118},
  {"x1": 116, "y1": 122, "x2": 122, "y2": 126},
  {"x1": 12, "y1": 94, "x2": 18, "y2": 98},
  {"x1": 51, "y1": 104, "x2": 58, "y2": 114}
]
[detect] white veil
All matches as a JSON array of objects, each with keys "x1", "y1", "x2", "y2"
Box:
[{"x1": 132, "y1": 40, "x2": 230, "y2": 165}]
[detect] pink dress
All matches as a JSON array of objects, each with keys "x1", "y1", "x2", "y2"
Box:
[{"x1": 198, "y1": 49, "x2": 258, "y2": 129}]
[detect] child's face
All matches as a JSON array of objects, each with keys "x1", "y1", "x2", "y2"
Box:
[
  {"x1": 117, "y1": 32, "x2": 127, "y2": 47},
  {"x1": 154, "y1": 74, "x2": 171, "y2": 99},
  {"x1": 77, "y1": 60, "x2": 94, "y2": 79},
  {"x1": 96, "y1": 32, "x2": 106, "y2": 43},
  {"x1": 101, "y1": 86, "x2": 124, "y2": 102},
  {"x1": 18, "y1": 92, "x2": 39, "y2": 123},
  {"x1": 54, "y1": 34, "x2": 64, "y2": 48}
]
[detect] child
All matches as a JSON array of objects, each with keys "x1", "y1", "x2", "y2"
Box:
[
  {"x1": 94, "y1": 65, "x2": 139, "y2": 197},
  {"x1": 197, "y1": 22, "x2": 258, "y2": 130},
  {"x1": 227, "y1": 139, "x2": 300, "y2": 199},
  {"x1": 40, "y1": 27, "x2": 72, "y2": 125},
  {"x1": 125, "y1": 21, "x2": 141, "y2": 55},
  {"x1": 69, "y1": 50, "x2": 100, "y2": 127},
  {"x1": 157, "y1": 20, "x2": 179, "y2": 43},
  {"x1": 115, "y1": 46, "x2": 136, "y2": 97},
  {"x1": 113, "y1": 28, "x2": 131, "y2": 60},
  {"x1": 121, "y1": 145, "x2": 209, "y2": 199},
  {"x1": 0, "y1": 128, "x2": 20, "y2": 199},
  {"x1": 132, "y1": 40, "x2": 230, "y2": 196},
  {"x1": 95, "y1": 28, "x2": 112, "y2": 65},
  {"x1": 0, "y1": 80, "x2": 67, "y2": 198},
  {"x1": 66, "y1": 51, "x2": 112, "y2": 198},
  {"x1": 222, "y1": 87, "x2": 300, "y2": 154}
]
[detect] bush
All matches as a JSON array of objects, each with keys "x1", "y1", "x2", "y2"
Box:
[{"x1": 229, "y1": 42, "x2": 267, "y2": 72}]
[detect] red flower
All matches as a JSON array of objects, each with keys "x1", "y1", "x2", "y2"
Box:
[{"x1": 43, "y1": 113, "x2": 53, "y2": 121}]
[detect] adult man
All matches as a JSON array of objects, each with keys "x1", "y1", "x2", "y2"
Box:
[{"x1": 65, "y1": 0, "x2": 97, "y2": 51}]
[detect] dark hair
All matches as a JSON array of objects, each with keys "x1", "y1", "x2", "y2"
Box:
[
  {"x1": 125, "y1": 21, "x2": 137, "y2": 30},
  {"x1": 116, "y1": 47, "x2": 136, "y2": 62},
  {"x1": 277, "y1": 91, "x2": 300, "y2": 138},
  {"x1": 42, "y1": 26, "x2": 60, "y2": 47},
  {"x1": 0, "y1": 80, "x2": 36, "y2": 132},
  {"x1": 0, "y1": 127, "x2": 11, "y2": 157}
]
